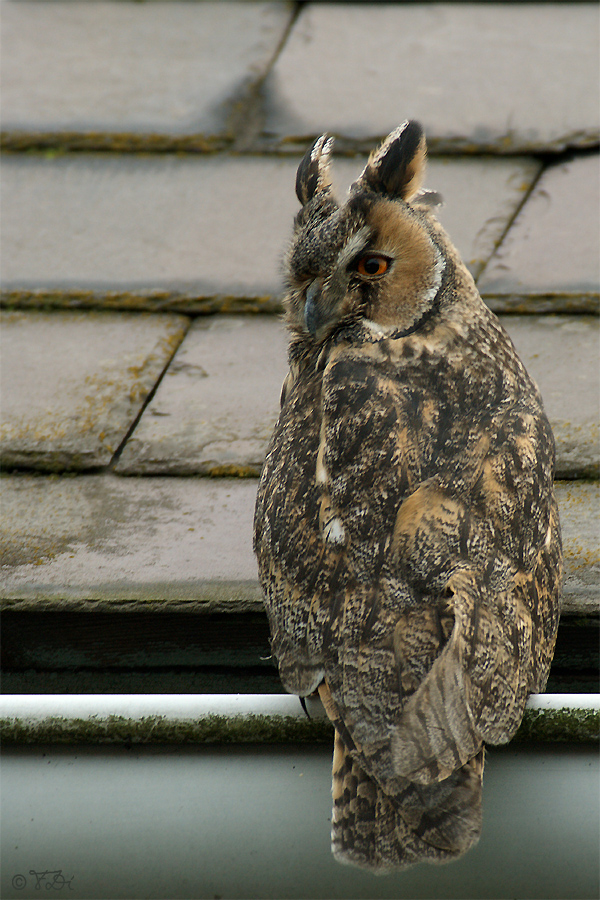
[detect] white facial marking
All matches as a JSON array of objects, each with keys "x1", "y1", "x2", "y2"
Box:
[
  {"x1": 423, "y1": 241, "x2": 445, "y2": 305},
  {"x1": 335, "y1": 226, "x2": 372, "y2": 272}
]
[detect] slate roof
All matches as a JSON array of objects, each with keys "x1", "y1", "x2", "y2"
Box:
[{"x1": 1, "y1": 0, "x2": 598, "y2": 698}]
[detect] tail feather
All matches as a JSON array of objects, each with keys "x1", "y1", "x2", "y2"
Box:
[{"x1": 331, "y1": 729, "x2": 483, "y2": 872}]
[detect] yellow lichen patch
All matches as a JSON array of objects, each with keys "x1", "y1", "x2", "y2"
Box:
[
  {"x1": 1, "y1": 289, "x2": 283, "y2": 316},
  {"x1": 0, "y1": 310, "x2": 189, "y2": 471},
  {"x1": 483, "y1": 293, "x2": 599, "y2": 315},
  {"x1": 0, "y1": 130, "x2": 230, "y2": 154},
  {"x1": 206, "y1": 464, "x2": 260, "y2": 478}
]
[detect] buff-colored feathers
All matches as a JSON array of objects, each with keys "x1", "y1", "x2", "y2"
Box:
[{"x1": 254, "y1": 122, "x2": 562, "y2": 871}]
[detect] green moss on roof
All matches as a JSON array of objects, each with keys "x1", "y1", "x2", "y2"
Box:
[
  {"x1": 1, "y1": 705, "x2": 598, "y2": 747},
  {"x1": 0, "y1": 713, "x2": 334, "y2": 746},
  {"x1": 512, "y1": 707, "x2": 599, "y2": 744}
]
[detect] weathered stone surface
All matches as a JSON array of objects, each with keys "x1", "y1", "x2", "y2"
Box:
[
  {"x1": 0, "y1": 475, "x2": 261, "y2": 611},
  {"x1": 0, "y1": 153, "x2": 539, "y2": 306},
  {"x1": 505, "y1": 316, "x2": 599, "y2": 479},
  {"x1": 115, "y1": 315, "x2": 597, "y2": 478},
  {"x1": 264, "y1": 3, "x2": 599, "y2": 153},
  {"x1": 0, "y1": 311, "x2": 188, "y2": 471},
  {"x1": 555, "y1": 482, "x2": 599, "y2": 616},
  {"x1": 479, "y1": 155, "x2": 600, "y2": 302},
  {"x1": 1, "y1": 1, "x2": 292, "y2": 146},
  {"x1": 115, "y1": 317, "x2": 289, "y2": 476},
  {"x1": 0, "y1": 475, "x2": 596, "y2": 615},
  {"x1": 0, "y1": 154, "x2": 292, "y2": 300}
]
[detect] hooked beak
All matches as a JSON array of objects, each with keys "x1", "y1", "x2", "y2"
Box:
[{"x1": 304, "y1": 280, "x2": 322, "y2": 336}]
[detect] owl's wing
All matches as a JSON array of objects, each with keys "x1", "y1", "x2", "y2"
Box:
[
  {"x1": 390, "y1": 570, "x2": 533, "y2": 783},
  {"x1": 317, "y1": 343, "x2": 561, "y2": 788},
  {"x1": 389, "y1": 485, "x2": 562, "y2": 784}
]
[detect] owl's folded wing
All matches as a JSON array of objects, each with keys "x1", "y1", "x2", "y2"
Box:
[{"x1": 319, "y1": 353, "x2": 561, "y2": 787}]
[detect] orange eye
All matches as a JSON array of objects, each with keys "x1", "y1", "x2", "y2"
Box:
[{"x1": 356, "y1": 254, "x2": 390, "y2": 278}]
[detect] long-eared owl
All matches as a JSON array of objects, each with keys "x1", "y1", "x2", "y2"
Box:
[{"x1": 253, "y1": 121, "x2": 562, "y2": 871}]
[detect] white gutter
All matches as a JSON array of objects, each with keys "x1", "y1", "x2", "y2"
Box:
[
  {"x1": 1, "y1": 691, "x2": 599, "y2": 723},
  {"x1": 0, "y1": 693, "x2": 598, "y2": 745},
  {"x1": 0, "y1": 692, "x2": 324, "y2": 722},
  {"x1": 526, "y1": 693, "x2": 600, "y2": 710},
  {"x1": 2, "y1": 723, "x2": 598, "y2": 900}
]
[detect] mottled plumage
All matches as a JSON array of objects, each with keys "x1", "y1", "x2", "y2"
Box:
[{"x1": 253, "y1": 122, "x2": 562, "y2": 871}]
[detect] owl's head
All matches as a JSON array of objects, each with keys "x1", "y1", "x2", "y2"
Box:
[{"x1": 284, "y1": 121, "x2": 451, "y2": 344}]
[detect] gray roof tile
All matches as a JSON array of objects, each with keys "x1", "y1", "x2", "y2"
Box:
[
  {"x1": 0, "y1": 311, "x2": 188, "y2": 471},
  {"x1": 479, "y1": 155, "x2": 600, "y2": 303},
  {"x1": 1, "y1": 1, "x2": 292, "y2": 146},
  {"x1": 264, "y1": 3, "x2": 599, "y2": 153}
]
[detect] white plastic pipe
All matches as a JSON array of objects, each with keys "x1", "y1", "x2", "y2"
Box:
[
  {"x1": 1, "y1": 692, "x2": 598, "y2": 725},
  {"x1": 526, "y1": 693, "x2": 600, "y2": 710}
]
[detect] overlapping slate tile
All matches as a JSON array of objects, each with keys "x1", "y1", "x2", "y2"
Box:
[
  {"x1": 554, "y1": 482, "x2": 599, "y2": 616},
  {"x1": 0, "y1": 153, "x2": 539, "y2": 310},
  {"x1": 115, "y1": 315, "x2": 597, "y2": 479},
  {"x1": 1, "y1": 1, "x2": 292, "y2": 149},
  {"x1": 263, "y1": 3, "x2": 599, "y2": 154},
  {"x1": 115, "y1": 317, "x2": 289, "y2": 475},
  {"x1": 479, "y1": 155, "x2": 600, "y2": 309},
  {"x1": 0, "y1": 475, "x2": 262, "y2": 611},
  {"x1": 0, "y1": 475, "x2": 596, "y2": 615},
  {"x1": 505, "y1": 316, "x2": 599, "y2": 478},
  {"x1": 0, "y1": 311, "x2": 188, "y2": 471}
]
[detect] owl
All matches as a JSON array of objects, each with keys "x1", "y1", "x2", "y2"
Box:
[{"x1": 253, "y1": 121, "x2": 562, "y2": 872}]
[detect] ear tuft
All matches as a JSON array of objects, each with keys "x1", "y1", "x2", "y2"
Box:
[
  {"x1": 353, "y1": 121, "x2": 427, "y2": 202},
  {"x1": 296, "y1": 133, "x2": 335, "y2": 205}
]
